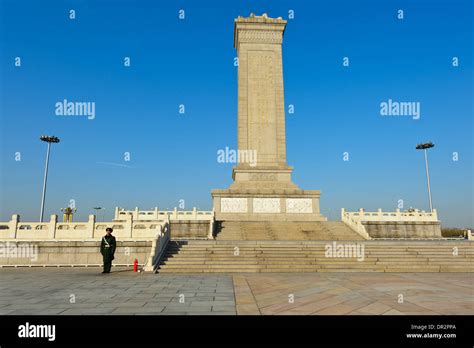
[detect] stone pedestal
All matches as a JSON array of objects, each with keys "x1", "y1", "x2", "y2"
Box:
[
  {"x1": 211, "y1": 14, "x2": 326, "y2": 222},
  {"x1": 212, "y1": 189, "x2": 326, "y2": 222}
]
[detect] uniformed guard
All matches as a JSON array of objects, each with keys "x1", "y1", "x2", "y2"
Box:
[{"x1": 100, "y1": 227, "x2": 116, "y2": 273}]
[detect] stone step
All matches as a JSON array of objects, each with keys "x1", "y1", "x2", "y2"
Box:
[
  {"x1": 158, "y1": 268, "x2": 457, "y2": 273},
  {"x1": 173, "y1": 240, "x2": 472, "y2": 244},
  {"x1": 170, "y1": 243, "x2": 473, "y2": 247},
  {"x1": 163, "y1": 258, "x2": 469, "y2": 264},
  {"x1": 168, "y1": 245, "x2": 473, "y2": 251},
  {"x1": 167, "y1": 245, "x2": 472, "y2": 250},
  {"x1": 164, "y1": 250, "x2": 473, "y2": 256},
  {"x1": 166, "y1": 246, "x2": 472, "y2": 250},
  {"x1": 164, "y1": 253, "x2": 473, "y2": 259},
  {"x1": 170, "y1": 244, "x2": 472, "y2": 247},
  {"x1": 163, "y1": 260, "x2": 378, "y2": 265},
  {"x1": 215, "y1": 221, "x2": 365, "y2": 240},
  {"x1": 165, "y1": 254, "x2": 472, "y2": 259},
  {"x1": 165, "y1": 263, "x2": 470, "y2": 268},
  {"x1": 163, "y1": 254, "x2": 472, "y2": 259},
  {"x1": 159, "y1": 268, "x2": 469, "y2": 273}
]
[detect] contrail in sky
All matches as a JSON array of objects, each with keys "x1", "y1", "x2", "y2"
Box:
[{"x1": 96, "y1": 161, "x2": 133, "y2": 168}]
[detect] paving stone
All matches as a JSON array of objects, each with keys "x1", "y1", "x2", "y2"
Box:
[
  {"x1": 60, "y1": 308, "x2": 117, "y2": 315},
  {"x1": 97, "y1": 301, "x2": 147, "y2": 308},
  {"x1": 197, "y1": 311, "x2": 236, "y2": 315},
  {"x1": 111, "y1": 306, "x2": 165, "y2": 314},
  {"x1": 236, "y1": 304, "x2": 260, "y2": 315},
  {"x1": 162, "y1": 306, "x2": 191, "y2": 313},
  {"x1": 212, "y1": 305, "x2": 236, "y2": 312}
]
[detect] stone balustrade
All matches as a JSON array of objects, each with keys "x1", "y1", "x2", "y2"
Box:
[
  {"x1": 115, "y1": 207, "x2": 214, "y2": 221},
  {"x1": 115, "y1": 207, "x2": 215, "y2": 239},
  {"x1": 143, "y1": 223, "x2": 171, "y2": 272},
  {"x1": 342, "y1": 208, "x2": 439, "y2": 222},
  {"x1": 341, "y1": 208, "x2": 442, "y2": 239},
  {"x1": 0, "y1": 214, "x2": 167, "y2": 240},
  {"x1": 0, "y1": 207, "x2": 215, "y2": 241},
  {"x1": 340, "y1": 209, "x2": 371, "y2": 240}
]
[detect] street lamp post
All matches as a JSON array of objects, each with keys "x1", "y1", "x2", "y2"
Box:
[
  {"x1": 416, "y1": 142, "x2": 435, "y2": 212},
  {"x1": 93, "y1": 207, "x2": 106, "y2": 222},
  {"x1": 39, "y1": 135, "x2": 60, "y2": 222}
]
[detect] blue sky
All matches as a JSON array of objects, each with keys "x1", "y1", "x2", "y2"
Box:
[{"x1": 0, "y1": 0, "x2": 472, "y2": 227}]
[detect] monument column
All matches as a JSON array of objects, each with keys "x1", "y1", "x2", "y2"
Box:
[
  {"x1": 231, "y1": 14, "x2": 296, "y2": 189},
  {"x1": 234, "y1": 14, "x2": 287, "y2": 169}
]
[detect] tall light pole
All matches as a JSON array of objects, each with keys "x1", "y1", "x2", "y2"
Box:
[
  {"x1": 39, "y1": 135, "x2": 60, "y2": 222},
  {"x1": 416, "y1": 142, "x2": 435, "y2": 212}
]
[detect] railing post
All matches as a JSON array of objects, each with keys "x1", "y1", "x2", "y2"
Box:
[
  {"x1": 88, "y1": 214, "x2": 95, "y2": 238},
  {"x1": 126, "y1": 214, "x2": 133, "y2": 238},
  {"x1": 49, "y1": 214, "x2": 57, "y2": 238},
  {"x1": 209, "y1": 219, "x2": 214, "y2": 239},
  {"x1": 193, "y1": 207, "x2": 197, "y2": 219},
  {"x1": 10, "y1": 214, "x2": 19, "y2": 238}
]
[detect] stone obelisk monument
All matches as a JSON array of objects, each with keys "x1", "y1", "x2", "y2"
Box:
[{"x1": 212, "y1": 13, "x2": 326, "y2": 222}]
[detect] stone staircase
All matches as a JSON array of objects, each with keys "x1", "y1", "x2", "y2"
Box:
[
  {"x1": 215, "y1": 221, "x2": 365, "y2": 240},
  {"x1": 158, "y1": 240, "x2": 473, "y2": 273}
]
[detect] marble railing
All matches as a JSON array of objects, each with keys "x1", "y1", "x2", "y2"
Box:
[
  {"x1": 115, "y1": 207, "x2": 215, "y2": 239},
  {"x1": 341, "y1": 208, "x2": 441, "y2": 239},
  {"x1": 143, "y1": 222, "x2": 171, "y2": 272},
  {"x1": 115, "y1": 207, "x2": 214, "y2": 221},
  {"x1": 342, "y1": 208, "x2": 439, "y2": 222},
  {"x1": 0, "y1": 214, "x2": 167, "y2": 240},
  {"x1": 340, "y1": 209, "x2": 371, "y2": 240}
]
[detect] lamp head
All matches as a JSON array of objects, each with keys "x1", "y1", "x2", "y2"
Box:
[
  {"x1": 416, "y1": 142, "x2": 434, "y2": 150},
  {"x1": 40, "y1": 135, "x2": 60, "y2": 143}
]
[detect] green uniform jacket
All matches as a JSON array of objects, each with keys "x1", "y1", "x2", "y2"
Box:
[{"x1": 100, "y1": 235, "x2": 116, "y2": 261}]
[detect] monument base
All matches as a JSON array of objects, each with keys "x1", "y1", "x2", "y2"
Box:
[
  {"x1": 212, "y1": 166, "x2": 327, "y2": 222},
  {"x1": 211, "y1": 189, "x2": 327, "y2": 222}
]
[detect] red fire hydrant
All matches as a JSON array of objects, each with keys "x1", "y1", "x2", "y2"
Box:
[{"x1": 133, "y1": 259, "x2": 138, "y2": 272}]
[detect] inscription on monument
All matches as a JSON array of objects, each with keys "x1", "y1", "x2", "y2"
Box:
[
  {"x1": 250, "y1": 173, "x2": 277, "y2": 181},
  {"x1": 238, "y1": 30, "x2": 283, "y2": 44},
  {"x1": 248, "y1": 51, "x2": 277, "y2": 165}
]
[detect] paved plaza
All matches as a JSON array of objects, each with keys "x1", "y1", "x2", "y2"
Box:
[{"x1": 0, "y1": 269, "x2": 472, "y2": 315}]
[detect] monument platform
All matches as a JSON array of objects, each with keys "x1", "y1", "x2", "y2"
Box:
[{"x1": 212, "y1": 188, "x2": 326, "y2": 222}]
